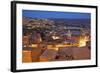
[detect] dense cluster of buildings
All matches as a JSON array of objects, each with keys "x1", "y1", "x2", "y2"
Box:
[{"x1": 22, "y1": 17, "x2": 91, "y2": 63}]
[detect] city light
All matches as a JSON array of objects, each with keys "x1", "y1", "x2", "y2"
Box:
[
  {"x1": 22, "y1": 16, "x2": 91, "y2": 62},
  {"x1": 52, "y1": 36, "x2": 60, "y2": 40}
]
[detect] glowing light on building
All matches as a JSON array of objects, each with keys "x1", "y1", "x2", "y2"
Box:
[
  {"x1": 31, "y1": 44, "x2": 38, "y2": 48},
  {"x1": 52, "y1": 36, "x2": 60, "y2": 40},
  {"x1": 78, "y1": 36, "x2": 89, "y2": 47},
  {"x1": 47, "y1": 45, "x2": 59, "y2": 51},
  {"x1": 78, "y1": 39, "x2": 86, "y2": 47}
]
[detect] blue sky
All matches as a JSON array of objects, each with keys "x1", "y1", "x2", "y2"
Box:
[{"x1": 22, "y1": 10, "x2": 91, "y2": 19}]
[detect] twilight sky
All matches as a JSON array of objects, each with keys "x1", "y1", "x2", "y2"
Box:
[{"x1": 23, "y1": 10, "x2": 91, "y2": 19}]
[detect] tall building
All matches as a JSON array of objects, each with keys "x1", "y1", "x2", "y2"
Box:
[
  {"x1": 67, "y1": 30, "x2": 72, "y2": 39},
  {"x1": 31, "y1": 32, "x2": 42, "y2": 44}
]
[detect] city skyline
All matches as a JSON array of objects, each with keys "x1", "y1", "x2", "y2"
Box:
[{"x1": 22, "y1": 10, "x2": 91, "y2": 63}]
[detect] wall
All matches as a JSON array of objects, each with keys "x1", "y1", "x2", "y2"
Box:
[{"x1": 0, "y1": 0, "x2": 99, "y2": 73}]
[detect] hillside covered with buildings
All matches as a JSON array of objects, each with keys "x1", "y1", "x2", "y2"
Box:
[{"x1": 22, "y1": 17, "x2": 91, "y2": 63}]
